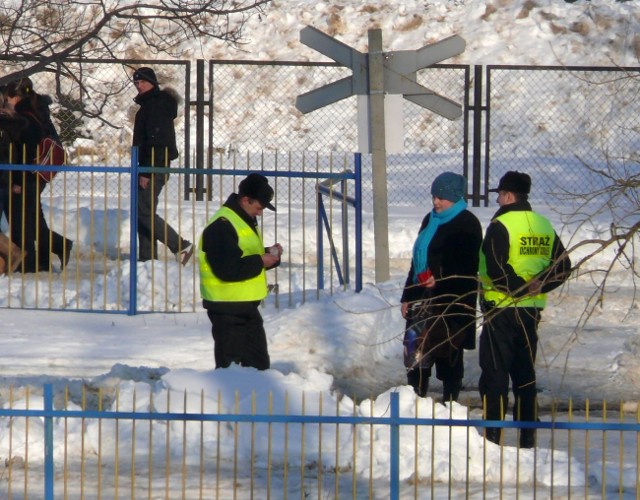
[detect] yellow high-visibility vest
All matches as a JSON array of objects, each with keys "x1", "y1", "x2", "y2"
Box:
[
  {"x1": 199, "y1": 206, "x2": 267, "y2": 302},
  {"x1": 479, "y1": 210, "x2": 555, "y2": 308}
]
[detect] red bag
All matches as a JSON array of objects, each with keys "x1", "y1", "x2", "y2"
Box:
[
  {"x1": 34, "y1": 136, "x2": 66, "y2": 182},
  {"x1": 24, "y1": 111, "x2": 66, "y2": 183}
]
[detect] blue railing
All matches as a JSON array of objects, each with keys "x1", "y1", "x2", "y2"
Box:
[
  {"x1": 316, "y1": 152, "x2": 362, "y2": 292},
  {"x1": 4, "y1": 386, "x2": 639, "y2": 500},
  {"x1": 1, "y1": 148, "x2": 363, "y2": 313}
]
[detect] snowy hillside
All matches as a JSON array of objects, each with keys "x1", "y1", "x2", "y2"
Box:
[{"x1": 214, "y1": 0, "x2": 639, "y2": 67}]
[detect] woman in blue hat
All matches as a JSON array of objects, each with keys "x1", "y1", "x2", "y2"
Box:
[{"x1": 399, "y1": 171, "x2": 482, "y2": 402}]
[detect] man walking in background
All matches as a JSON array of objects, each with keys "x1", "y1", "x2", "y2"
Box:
[
  {"x1": 198, "y1": 173, "x2": 282, "y2": 370},
  {"x1": 132, "y1": 67, "x2": 193, "y2": 264},
  {"x1": 478, "y1": 171, "x2": 571, "y2": 448}
]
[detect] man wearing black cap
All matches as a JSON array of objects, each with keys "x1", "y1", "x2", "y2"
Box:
[
  {"x1": 198, "y1": 173, "x2": 282, "y2": 370},
  {"x1": 132, "y1": 67, "x2": 193, "y2": 264},
  {"x1": 478, "y1": 171, "x2": 571, "y2": 448}
]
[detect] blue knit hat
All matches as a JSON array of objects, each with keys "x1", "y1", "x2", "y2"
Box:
[{"x1": 430, "y1": 172, "x2": 466, "y2": 202}]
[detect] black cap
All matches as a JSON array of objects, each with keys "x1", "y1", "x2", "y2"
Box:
[
  {"x1": 489, "y1": 171, "x2": 531, "y2": 194},
  {"x1": 238, "y1": 173, "x2": 276, "y2": 211},
  {"x1": 132, "y1": 67, "x2": 159, "y2": 86}
]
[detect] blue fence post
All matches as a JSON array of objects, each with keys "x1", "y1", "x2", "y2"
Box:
[
  {"x1": 390, "y1": 391, "x2": 400, "y2": 500},
  {"x1": 316, "y1": 190, "x2": 324, "y2": 291},
  {"x1": 341, "y1": 175, "x2": 350, "y2": 286},
  {"x1": 354, "y1": 153, "x2": 362, "y2": 292},
  {"x1": 43, "y1": 383, "x2": 54, "y2": 500},
  {"x1": 129, "y1": 147, "x2": 139, "y2": 315}
]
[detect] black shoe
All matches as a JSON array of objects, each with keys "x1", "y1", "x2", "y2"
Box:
[
  {"x1": 519, "y1": 428, "x2": 536, "y2": 449},
  {"x1": 485, "y1": 427, "x2": 502, "y2": 445}
]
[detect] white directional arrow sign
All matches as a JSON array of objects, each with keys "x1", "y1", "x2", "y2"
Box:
[
  {"x1": 384, "y1": 35, "x2": 466, "y2": 120},
  {"x1": 295, "y1": 26, "x2": 367, "y2": 114},
  {"x1": 296, "y1": 27, "x2": 466, "y2": 120}
]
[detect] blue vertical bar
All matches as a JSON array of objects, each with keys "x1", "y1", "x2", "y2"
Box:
[
  {"x1": 129, "y1": 147, "x2": 139, "y2": 315},
  {"x1": 316, "y1": 193, "x2": 325, "y2": 290},
  {"x1": 44, "y1": 383, "x2": 54, "y2": 500},
  {"x1": 354, "y1": 153, "x2": 363, "y2": 292},
  {"x1": 341, "y1": 177, "x2": 349, "y2": 286},
  {"x1": 389, "y1": 391, "x2": 400, "y2": 500}
]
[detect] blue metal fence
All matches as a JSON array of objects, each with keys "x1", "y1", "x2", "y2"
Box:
[
  {"x1": 2, "y1": 386, "x2": 638, "y2": 499},
  {"x1": 0, "y1": 150, "x2": 362, "y2": 313}
]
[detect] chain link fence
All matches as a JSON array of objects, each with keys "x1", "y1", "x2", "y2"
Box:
[
  {"x1": 8, "y1": 59, "x2": 635, "y2": 212},
  {"x1": 485, "y1": 66, "x2": 640, "y2": 209},
  {"x1": 2, "y1": 59, "x2": 638, "y2": 298},
  {"x1": 1, "y1": 58, "x2": 190, "y2": 176},
  {"x1": 209, "y1": 61, "x2": 471, "y2": 207}
]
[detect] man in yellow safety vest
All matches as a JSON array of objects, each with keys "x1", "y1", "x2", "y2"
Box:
[
  {"x1": 478, "y1": 171, "x2": 571, "y2": 448},
  {"x1": 199, "y1": 173, "x2": 282, "y2": 370}
]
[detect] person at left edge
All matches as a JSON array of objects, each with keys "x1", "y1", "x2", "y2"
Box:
[
  {"x1": 0, "y1": 89, "x2": 26, "y2": 273},
  {"x1": 198, "y1": 173, "x2": 282, "y2": 371},
  {"x1": 131, "y1": 67, "x2": 193, "y2": 265},
  {"x1": 4, "y1": 78, "x2": 72, "y2": 272}
]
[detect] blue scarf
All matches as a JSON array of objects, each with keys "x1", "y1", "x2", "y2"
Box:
[{"x1": 412, "y1": 198, "x2": 467, "y2": 283}]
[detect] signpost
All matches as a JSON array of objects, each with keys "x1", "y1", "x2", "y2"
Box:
[
  {"x1": 296, "y1": 26, "x2": 465, "y2": 283},
  {"x1": 296, "y1": 26, "x2": 465, "y2": 118}
]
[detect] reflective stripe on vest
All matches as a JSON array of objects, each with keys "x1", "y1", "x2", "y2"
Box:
[
  {"x1": 198, "y1": 206, "x2": 267, "y2": 302},
  {"x1": 479, "y1": 211, "x2": 555, "y2": 308}
]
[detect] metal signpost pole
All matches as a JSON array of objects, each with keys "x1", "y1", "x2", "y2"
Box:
[{"x1": 368, "y1": 29, "x2": 390, "y2": 282}]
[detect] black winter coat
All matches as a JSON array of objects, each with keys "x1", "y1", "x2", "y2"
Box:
[
  {"x1": 8, "y1": 99, "x2": 46, "y2": 189},
  {"x1": 401, "y1": 209, "x2": 482, "y2": 350},
  {"x1": 0, "y1": 111, "x2": 28, "y2": 189},
  {"x1": 133, "y1": 87, "x2": 179, "y2": 173},
  {"x1": 34, "y1": 94, "x2": 61, "y2": 143}
]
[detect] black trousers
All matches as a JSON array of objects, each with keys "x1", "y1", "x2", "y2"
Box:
[
  {"x1": 137, "y1": 174, "x2": 189, "y2": 261},
  {"x1": 206, "y1": 305, "x2": 270, "y2": 371},
  {"x1": 404, "y1": 305, "x2": 465, "y2": 399},
  {"x1": 407, "y1": 349, "x2": 464, "y2": 398},
  {"x1": 478, "y1": 307, "x2": 541, "y2": 422},
  {"x1": 6, "y1": 181, "x2": 38, "y2": 272},
  {"x1": 5, "y1": 178, "x2": 69, "y2": 272},
  {"x1": 38, "y1": 182, "x2": 72, "y2": 270}
]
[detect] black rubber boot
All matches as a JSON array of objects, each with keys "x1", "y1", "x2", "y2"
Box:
[
  {"x1": 485, "y1": 427, "x2": 502, "y2": 445},
  {"x1": 519, "y1": 428, "x2": 536, "y2": 449},
  {"x1": 442, "y1": 378, "x2": 462, "y2": 403},
  {"x1": 407, "y1": 369, "x2": 429, "y2": 398}
]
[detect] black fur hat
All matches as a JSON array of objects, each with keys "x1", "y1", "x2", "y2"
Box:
[
  {"x1": 238, "y1": 173, "x2": 276, "y2": 211},
  {"x1": 489, "y1": 171, "x2": 531, "y2": 194}
]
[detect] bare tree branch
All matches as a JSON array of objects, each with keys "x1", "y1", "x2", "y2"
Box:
[{"x1": 0, "y1": 0, "x2": 270, "y2": 84}]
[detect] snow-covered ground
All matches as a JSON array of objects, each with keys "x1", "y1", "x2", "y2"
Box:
[{"x1": 0, "y1": 0, "x2": 638, "y2": 497}]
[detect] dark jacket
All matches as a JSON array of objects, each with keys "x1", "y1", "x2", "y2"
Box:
[
  {"x1": 201, "y1": 193, "x2": 278, "y2": 314},
  {"x1": 481, "y1": 200, "x2": 571, "y2": 298},
  {"x1": 401, "y1": 209, "x2": 482, "y2": 350},
  {"x1": 35, "y1": 94, "x2": 61, "y2": 143},
  {"x1": 132, "y1": 87, "x2": 179, "y2": 173},
  {"x1": 9, "y1": 99, "x2": 46, "y2": 189},
  {"x1": 14, "y1": 99, "x2": 45, "y2": 162},
  {"x1": 0, "y1": 111, "x2": 28, "y2": 189}
]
